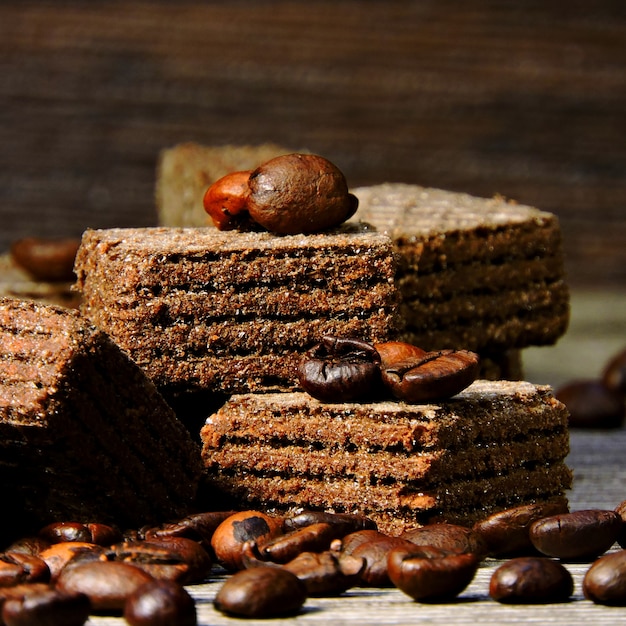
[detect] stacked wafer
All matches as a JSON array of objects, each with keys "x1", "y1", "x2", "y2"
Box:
[
  {"x1": 352, "y1": 183, "x2": 570, "y2": 377},
  {"x1": 75, "y1": 225, "x2": 399, "y2": 397},
  {"x1": 200, "y1": 380, "x2": 572, "y2": 536},
  {"x1": 0, "y1": 297, "x2": 202, "y2": 537}
]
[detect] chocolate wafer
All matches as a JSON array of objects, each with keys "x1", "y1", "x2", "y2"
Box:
[
  {"x1": 0, "y1": 296, "x2": 202, "y2": 537},
  {"x1": 200, "y1": 380, "x2": 572, "y2": 536},
  {"x1": 352, "y1": 183, "x2": 570, "y2": 365},
  {"x1": 75, "y1": 226, "x2": 400, "y2": 396}
]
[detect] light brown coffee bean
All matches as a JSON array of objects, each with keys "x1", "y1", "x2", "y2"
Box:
[
  {"x1": 10, "y1": 237, "x2": 80, "y2": 282},
  {"x1": 380, "y1": 349, "x2": 480, "y2": 403},
  {"x1": 211, "y1": 511, "x2": 283, "y2": 571}
]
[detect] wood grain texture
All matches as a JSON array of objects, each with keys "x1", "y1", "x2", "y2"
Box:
[{"x1": 1, "y1": 1, "x2": 625, "y2": 285}]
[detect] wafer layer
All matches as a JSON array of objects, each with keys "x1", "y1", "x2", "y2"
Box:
[
  {"x1": 200, "y1": 381, "x2": 572, "y2": 535},
  {"x1": 75, "y1": 226, "x2": 400, "y2": 395},
  {"x1": 352, "y1": 183, "x2": 569, "y2": 352},
  {"x1": 0, "y1": 297, "x2": 202, "y2": 537}
]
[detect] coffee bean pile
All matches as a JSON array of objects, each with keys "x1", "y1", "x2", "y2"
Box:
[
  {"x1": 556, "y1": 346, "x2": 626, "y2": 428},
  {"x1": 2, "y1": 501, "x2": 626, "y2": 623}
]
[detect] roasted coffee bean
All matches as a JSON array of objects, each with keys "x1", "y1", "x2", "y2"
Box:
[
  {"x1": 602, "y1": 347, "x2": 626, "y2": 397},
  {"x1": 401, "y1": 523, "x2": 487, "y2": 558},
  {"x1": 583, "y1": 549, "x2": 626, "y2": 605},
  {"x1": 283, "y1": 550, "x2": 365, "y2": 596},
  {"x1": 555, "y1": 380, "x2": 625, "y2": 428},
  {"x1": 144, "y1": 511, "x2": 235, "y2": 546},
  {"x1": 105, "y1": 537, "x2": 212, "y2": 584},
  {"x1": 56, "y1": 560, "x2": 154, "y2": 612},
  {"x1": 489, "y1": 557, "x2": 573, "y2": 603},
  {"x1": 387, "y1": 545, "x2": 479, "y2": 602},
  {"x1": 38, "y1": 521, "x2": 121, "y2": 546},
  {"x1": 38, "y1": 542, "x2": 104, "y2": 581},
  {"x1": 529, "y1": 509, "x2": 622, "y2": 561},
  {"x1": 123, "y1": 580, "x2": 197, "y2": 626},
  {"x1": 214, "y1": 566, "x2": 307, "y2": 618},
  {"x1": 39, "y1": 522, "x2": 92, "y2": 544},
  {"x1": 211, "y1": 511, "x2": 283, "y2": 571},
  {"x1": 1, "y1": 588, "x2": 90, "y2": 626},
  {"x1": 380, "y1": 349, "x2": 480, "y2": 403},
  {"x1": 4, "y1": 536, "x2": 51, "y2": 557},
  {"x1": 375, "y1": 341, "x2": 428, "y2": 367},
  {"x1": 340, "y1": 531, "x2": 415, "y2": 587},
  {"x1": 141, "y1": 536, "x2": 212, "y2": 583},
  {"x1": 298, "y1": 336, "x2": 382, "y2": 402},
  {"x1": 0, "y1": 552, "x2": 49, "y2": 586},
  {"x1": 259, "y1": 523, "x2": 343, "y2": 564},
  {"x1": 473, "y1": 501, "x2": 569, "y2": 557},
  {"x1": 0, "y1": 583, "x2": 53, "y2": 604},
  {"x1": 10, "y1": 237, "x2": 80, "y2": 282},
  {"x1": 284, "y1": 510, "x2": 377, "y2": 534}
]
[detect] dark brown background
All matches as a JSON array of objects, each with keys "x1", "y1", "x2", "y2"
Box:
[{"x1": 1, "y1": 1, "x2": 625, "y2": 287}]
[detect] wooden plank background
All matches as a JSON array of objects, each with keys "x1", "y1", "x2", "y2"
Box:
[{"x1": 1, "y1": 1, "x2": 625, "y2": 287}]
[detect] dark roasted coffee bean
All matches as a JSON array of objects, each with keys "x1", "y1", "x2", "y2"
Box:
[
  {"x1": 298, "y1": 336, "x2": 382, "y2": 402},
  {"x1": 341, "y1": 531, "x2": 415, "y2": 587},
  {"x1": 1, "y1": 588, "x2": 90, "y2": 626},
  {"x1": 0, "y1": 583, "x2": 53, "y2": 604},
  {"x1": 124, "y1": 579, "x2": 197, "y2": 626},
  {"x1": 602, "y1": 347, "x2": 626, "y2": 397},
  {"x1": 284, "y1": 510, "x2": 377, "y2": 534},
  {"x1": 473, "y1": 501, "x2": 570, "y2": 557},
  {"x1": 387, "y1": 544, "x2": 479, "y2": 602},
  {"x1": 105, "y1": 537, "x2": 211, "y2": 584},
  {"x1": 489, "y1": 557, "x2": 573, "y2": 603},
  {"x1": 401, "y1": 523, "x2": 487, "y2": 557},
  {"x1": 0, "y1": 552, "x2": 49, "y2": 586},
  {"x1": 529, "y1": 509, "x2": 622, "y2": 561},
  {"x1": 38, "y1": 521, "x2": 121, "y2": 546},
  {"x1": 583, "y1": 549, "x2": 626, "y2": 605},
  {"x1": 283, "y1": 550, "x2": 365, "y2": 596},
  {"x1": 144, "y1": 511, "x2": 235, "y2": 545},
  {"x1": 214, "y1": 566, "x2": 307, "y2": 618},
  {"x1": 38, "y1": 542, "x2": 104, "y2": 581},
  {"x1": 259, "y1": 523, "x2": 342, "y2": 564},
  {"x1": 38, "y1": 522, "x2": 92, "y2": 544},
  {"x1": 556, "y1": 380, "x2": 625, "y2": 428},
  {"x1": 380, "y1": 349, "x2": 480, "y2": 403},
  {"x1": 56, "y1": 560, "x2": 154, "y2": 612},
  {"x1": 4, "y1": 537, "x2": 51, "y2": 557},
  {"x1": 211, "y1": 511, "x2": 283, "y2": 571}
]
